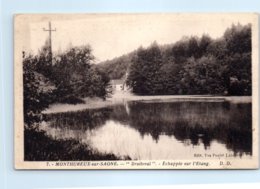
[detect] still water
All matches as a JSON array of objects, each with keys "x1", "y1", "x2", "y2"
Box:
[{"x1": 41, "y1": 99, "x2": 252, "y2": 160}]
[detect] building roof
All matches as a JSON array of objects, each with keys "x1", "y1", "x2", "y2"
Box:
[{"x1": 111, "y1": 79, "x2": 124, "y2": 85}]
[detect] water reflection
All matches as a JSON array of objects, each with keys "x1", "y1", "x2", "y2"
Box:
[{"x1": 43, "y1": 100, "x2": 252, "y2": 160}]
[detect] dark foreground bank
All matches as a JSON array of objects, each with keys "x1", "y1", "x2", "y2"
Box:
[{"x1": 24, "y1": 129, "x2": 124, "y2": 161}]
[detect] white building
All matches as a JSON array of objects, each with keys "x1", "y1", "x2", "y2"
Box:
[{"x1": 111, "y1": 79, "x2": 125, "y2": 91}]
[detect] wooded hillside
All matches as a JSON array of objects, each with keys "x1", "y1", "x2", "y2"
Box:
[{"x1": 97, "y1": 23, "x2": 252, "y2": 96}]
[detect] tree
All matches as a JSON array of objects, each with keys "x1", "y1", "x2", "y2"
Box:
[
  {"x1": 116, "y1": 23, "x2": 252, "y2": 96},
  {"x1": 23, "y1": 54, "x2": 56, "y2": 127},
  {"x1": 223, "y1": 24, "x2": 252, "y2": 95},
  {"x1": 224, "y1": 23, "x2": 251, "y2": 54},
  {"x1": 187, "y1": 36, "x2": 200, "y2": 58},
  {"x1": 127, "y1": 42, "x2": 163, "y2": 95},
  {"x1": 23, "y1": 43, "x2": 112, "y2": 127},
  {"x1": 198, "y1": 35, "x2": 212, "y2": 57},
  {"x1": 171, "y1": 39, "x2": 189, "y2": 63},
  {"x1": 50, "y1": 45, "x2": 112, "y2": 102}
]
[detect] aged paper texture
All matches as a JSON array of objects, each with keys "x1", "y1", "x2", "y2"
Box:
[{"x1": 14, "y1": 13, "x2": 259, "y2": 169}]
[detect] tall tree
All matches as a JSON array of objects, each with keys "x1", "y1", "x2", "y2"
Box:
[{"x1": 127, "y1": 42, "x2": 163, "y2": 95}]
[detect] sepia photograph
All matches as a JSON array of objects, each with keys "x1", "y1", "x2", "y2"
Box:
[{"x1": 14, "y1": 13, "x2": 259, "y2": 169}]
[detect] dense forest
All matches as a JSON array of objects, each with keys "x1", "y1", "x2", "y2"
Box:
[
  {"x1": 97, "y1": 23, "x2": 251, "y2": 96},
  {"x1": 23, "y1": 44, "x2": 110, "y2": 127}
]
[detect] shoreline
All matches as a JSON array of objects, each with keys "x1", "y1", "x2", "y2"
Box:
[{"x1": 43, "y1": 92, "x2": 252, "y2": 114}]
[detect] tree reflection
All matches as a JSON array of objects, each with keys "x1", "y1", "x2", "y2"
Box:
[
  {"x1": 44, "y1": 100, "x2": 252, "y2": 157},
  {"x1": 111, "y1": 101, "x2": 252, "y2": 156},
  {"x1": 45, "y1": 107, "x2": 112, "y2": 131}
]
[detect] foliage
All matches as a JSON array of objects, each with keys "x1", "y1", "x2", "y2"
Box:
[
  {"x1": 97, "y1": 23, "x2": 251, "y2": 96},
  {"x1": 50, "y1": 46, "x2": 111, "y2": 101},
  {"x1": 127, "y1": 42, "x2": 164, "y2": 95},
  {"x1": 23, "y1": 44, "x2": 111, "y2": 126},
  {"x1": 96, "y1": 52, "x2": 135, "y2": 79},
  {"x1": 124, "y1": 23, "x2": 251, "y2": 96},
  {"x1": 23, "y1": 55, "x2": 56, "y2": 126}
]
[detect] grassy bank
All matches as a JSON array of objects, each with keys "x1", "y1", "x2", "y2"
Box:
[{"x1": 43, "y1": 91, "x2": 252, "y2": 114}]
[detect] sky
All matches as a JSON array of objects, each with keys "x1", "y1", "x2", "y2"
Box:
[{"x1": 23, "y1": 14, "x2": 253, "y2": 62}]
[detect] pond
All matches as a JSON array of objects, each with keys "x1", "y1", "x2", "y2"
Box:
[{"x1": 40, "y1": 99, "x2": 252, "y2": 160}]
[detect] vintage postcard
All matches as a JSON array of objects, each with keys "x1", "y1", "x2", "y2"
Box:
[{"x1": 14, "y1": 13, "x2": 259, "y2": 169}]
